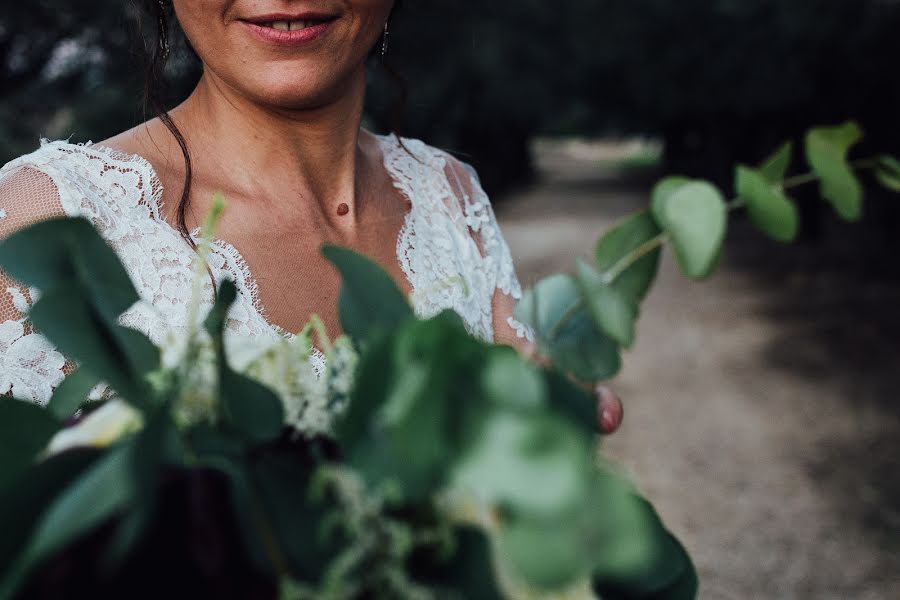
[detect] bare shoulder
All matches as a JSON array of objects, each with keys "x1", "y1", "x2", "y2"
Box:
[{"x1": 99, "y1": 118, "x2": 185, "y2": 181}]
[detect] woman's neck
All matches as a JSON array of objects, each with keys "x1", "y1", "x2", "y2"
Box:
[{"x1": 169, "y1": 67, "x2": 370, "y2": 223}]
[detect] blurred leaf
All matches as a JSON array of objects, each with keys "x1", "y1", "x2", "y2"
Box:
[
  {"x1": 452, "y1": 411, "x2": 592, "y2": 517},
  {"x1": 651, "y1": 178, "x2": 727, "y2": 279},
  {"x1": 576, "y1": 260, "x2": 637, "y2": 348},
  {"x1": 409, "y1": 526, "x2": 504, "y2": 599},
  {"x1": 249, "y1": 449, "x2": 342, "y2": 581},
  {"x1": 759, "y1": 142, "x2": 794, "y2": 183},
  {"x1": 480, "y1": 346, "x2": 546, "y2": 412},
  {"x1": 592, "y1": 495, "x2": 698, "y2": 600},
  {"x1": 875, "y1": 155, "x2": 900, "y2": 192},
  {"x1": 322, "y1": 245, "x2": 414, "y2": 345},
  {"x1": 0, "y1": 218, "x2": 159, "y2": 407},
  {"x1": 515, "y1": 275, "x2": 621, "y2": 381},
  {"x1": 805, "y1": 122, "x2": 865, "y2": 221},
  {"x1": 0, "y1": 397, "x2": 60, "y2": 488},
  {"x1": 340, "y1": 312, "x2": 486, "y2": 501},
  {"x1": 735, "y1": 165, "x2": 800, "y2": 242},
  {"x1": 0, "y1": 443, "x2": 136, "y2": 600},
  {"x1": 0, "y1": 450, "x2": 100, "y2": 588},
  {"x1": 205, "y1": 280, "x2": 284, "y2": 444},
  {"x1": 595, "y1": 211, "x2": 662, "y2": 305},
  {"x1": 47, "y1": 368, "x2": 100, "y2": 421}
]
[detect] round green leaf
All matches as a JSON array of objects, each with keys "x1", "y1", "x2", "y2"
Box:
[
  {"x1": 452, "y1": 412, "x2": 592, "y2": 517},
  {"x1": 805, "y1": 122, "x2": 865, "y2": 221},
  {"x1": 322, "y1": 245, "x2": 414, "y2": 345},
  {"x1": 651, "y1": 179, "x2": 727, "y2": 280},
  {"x1": 576, "y1": 260, "x2": 637, "y2": 348},
  {"x1": 595, "y1": 211, "x2": 662, "y2": 304},
  {"x1": 759, "y1": 141, "x2": 794, "y2": 183},
  {"x1": 735, "y1": 165, "x2": 799, "y2": 242},
  {"x1": 515, "y1": 275, "x2": 621, "y2": 381}
]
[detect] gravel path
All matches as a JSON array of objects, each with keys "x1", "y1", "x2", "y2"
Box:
[{"x1": 497, "y1": 141, "x2": 900, "y2": 600}]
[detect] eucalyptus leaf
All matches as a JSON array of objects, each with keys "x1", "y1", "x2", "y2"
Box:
[
  {"x1": 452, "y1": 411, "x2": 592, "y2": 517},
  {"x1": 47, "y1": 368, "x2": 101, "y2": 421},
  {"x1": 0, "y1": 444, "x2": 136, "y2": 600},
  {"x1": 205, "y1": 280, "x2": 284, "y2": 444},
  {"x1": 0, "y1": 218, "x2": 159, "y2": 406},
  {"x1": 592, "y1": 495, "x2": 698, "y2": 600},
  {"x1": 651, "y1": 179, "x2": 727, "y2": 279},
  {"x1": 805, "y1": 122, "x2": 865, "y2": 221},
  {"x1": 735, "y1": 165, "x2": 799, "y2": 242},
  {"x1": 595, "y1": 211, "x2": 662, "y2": 305},
  {"x1": 515, "y1": 274, "x2": 621, "y2": 381},
  {"x1": 875, "y1": 155, "x2": 900, "y2": 192},
  {"x1": 759, "y1": 141, "x2": 794, "y2": 183},
  {"x1": 322, "y1": 245, "x2": 414, "y2": 345},
  {"x1": 576, "y1": 260, "x2": 637, "y2": 348},
  {"x1": 28, "y1": 288, "x2": 154, "y2": 408},
  {"x1": 0, "y1": 450, "x2": 100, "y2": 591},
  {"x1": 341, "y1": 312, "x2": 487, "y2": 501},
  {"x1": 0, "y1": 398, "x2": 60, "y2": 488}
]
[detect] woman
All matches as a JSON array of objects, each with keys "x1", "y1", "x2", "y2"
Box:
[{"x1": 0, "y1": 0, "x2": 622, "y2": 432}]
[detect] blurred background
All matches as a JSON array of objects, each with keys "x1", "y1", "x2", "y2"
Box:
[{"x1": 2, "y1": 0, "x2": 899, "y2": 597}]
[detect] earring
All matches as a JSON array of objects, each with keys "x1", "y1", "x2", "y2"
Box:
[
  {"x1": 381, "y1": 21, "x2": 390, "y2": 59},
  {"x1": 158, "y1": 0, "x2": 171, "y2": 61}
]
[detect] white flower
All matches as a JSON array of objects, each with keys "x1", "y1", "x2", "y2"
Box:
[{"x1": 46, "y1": 400, "x2": 144, "y2": 455}]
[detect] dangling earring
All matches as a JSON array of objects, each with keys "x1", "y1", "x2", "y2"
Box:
[
  {"x1": 381, "y1": 21, "x2": 390, "y2": 60},
  {"x1": 158, "y1": 0, "x2": 171, "y2": 61}
]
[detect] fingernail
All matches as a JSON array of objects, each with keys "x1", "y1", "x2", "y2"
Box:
[{"x1": 601, "y1": 409, "x2": 614, "y2": 432}]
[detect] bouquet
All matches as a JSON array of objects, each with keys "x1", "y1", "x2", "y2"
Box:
[{"x1": 0, "y1": 211, "x2": 694, "y2": 599}]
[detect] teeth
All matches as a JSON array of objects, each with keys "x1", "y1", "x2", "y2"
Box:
[{"x1": 267, "y1": 20, "x2": 311, "y2": 31}]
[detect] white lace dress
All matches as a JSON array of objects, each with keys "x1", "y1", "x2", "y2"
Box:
[{"x1": 0, "y1": 133, "x2": 533, "y2": 407}]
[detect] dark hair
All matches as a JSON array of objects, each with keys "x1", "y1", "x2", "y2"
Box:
[{"x1": 137, "y1": 0, "x2": 404, "y2": 244}]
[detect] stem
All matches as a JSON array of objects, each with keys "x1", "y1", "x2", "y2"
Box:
[{"x1": 600, "y1": 232, "x2": 670, "y2": 285}]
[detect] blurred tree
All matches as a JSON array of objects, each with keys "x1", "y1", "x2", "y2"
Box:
[{"x1": 3, "y1": 0, "x2": 900, "y2": 197}]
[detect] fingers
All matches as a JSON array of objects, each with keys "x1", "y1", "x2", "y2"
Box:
[{"x1": 596, "y1": 385, "x2": 624, "y2": 435}]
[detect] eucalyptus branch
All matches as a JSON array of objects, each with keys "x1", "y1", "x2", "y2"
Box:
[{"x1": 546, "y1": 153, "x2": 885, "y2": 363}]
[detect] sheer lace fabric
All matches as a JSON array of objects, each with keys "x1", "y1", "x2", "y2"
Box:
[{"x1": 0, "y1": 134, "x2": 532, "y2": 407}]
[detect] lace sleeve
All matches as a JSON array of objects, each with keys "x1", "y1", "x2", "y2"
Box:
[
  {"x1": 0, "y1": 166, "x2": 69, "y2": 405},
  {"x1": 442, "y1": 157, "x2": 536, "y2": 348}
]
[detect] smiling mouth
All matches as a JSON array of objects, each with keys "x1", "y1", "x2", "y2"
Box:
[
  {"x1": 245, "y1": 15, "x2": 339, "y2": 32},
  {"x1": 258, "y1": 19, "x2": 327, "y2": 31}
]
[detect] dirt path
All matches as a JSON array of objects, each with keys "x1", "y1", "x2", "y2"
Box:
[{"x1": 497, "y1": 141, "x2": 900, "y2": 600}]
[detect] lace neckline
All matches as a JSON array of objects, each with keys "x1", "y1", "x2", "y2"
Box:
[{"x1": 70, "y1": 133, "x2": 415, "y2": 341}]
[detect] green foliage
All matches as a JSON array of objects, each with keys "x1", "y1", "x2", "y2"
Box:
[
  {"x1": 651, "y1": 179, "x2": 727, "y2": 280},
  {"x1": 514, "y1": 274, "x2": 621, "y2": 381},
  {"x1": 0, "y1": 218, "x2": 159, "y2": 409},
  {"x1": 0, "y1": 398, "x2": 60, "y2": 488},
  {"x1": 805, "y1": 122, "x2": 865, "y2": 221},
  {"x1": 0, "y1": 444, "x2": 136, "y2": 599},
  {"x1": 204, "y1": 280, "x2": 285, "y2": 444},
  {"x1": 322, "y1": 245, "x2": 415, "y2": 346},
  {"x1": 47, "y1": 368, "x2": 101, "y2": 420},
  {"x1": 735, "y1": 166, "x2": 799, "y2": 243},
  {"x1": 576, "y1": 261, "x2": 637, "y2": 349},
  {"x1": 875, "y1": 155, "x2": 900, "y2": 192},
  {"x1": 594, "y1": 212, "x2": 662, "y2": 305}
]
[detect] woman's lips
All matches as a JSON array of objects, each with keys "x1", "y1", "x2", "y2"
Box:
[{"x1": 240, "y1": 18, "x2": 336, "y2": 47}]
